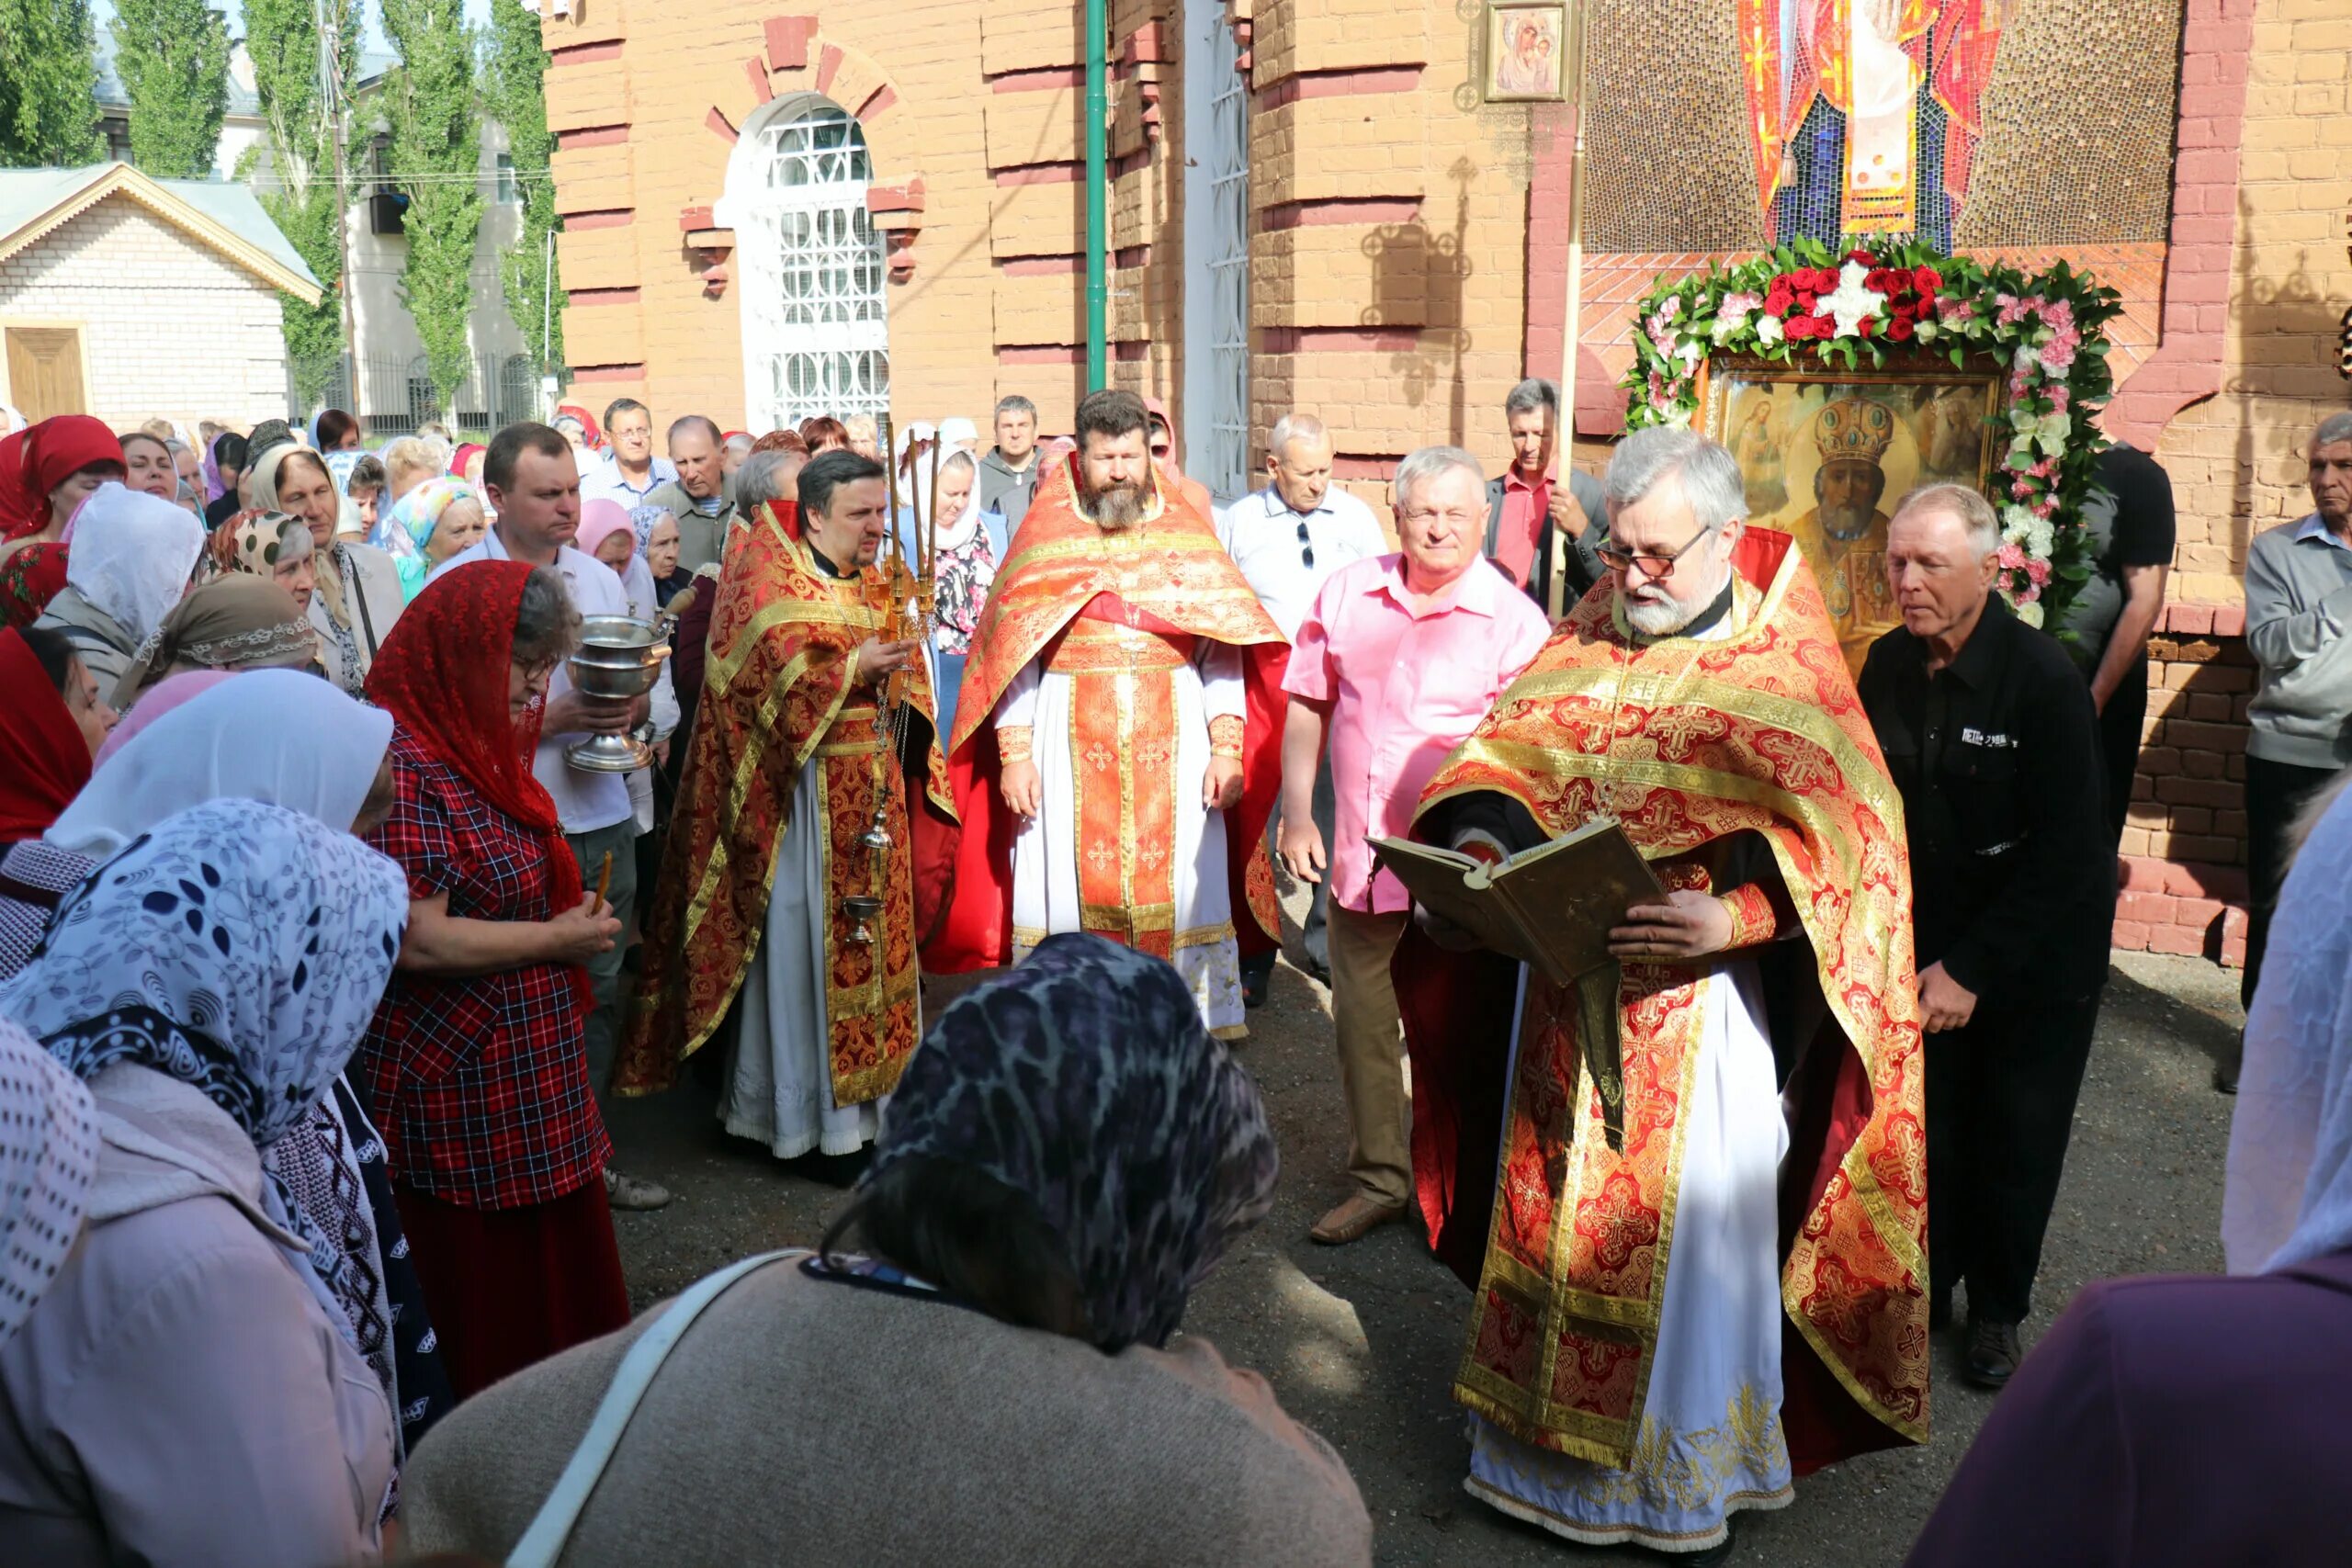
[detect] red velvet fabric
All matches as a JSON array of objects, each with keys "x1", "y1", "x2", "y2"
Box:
[{"x1": 0, "y1": 626, "x2": 93, "y2": 843}]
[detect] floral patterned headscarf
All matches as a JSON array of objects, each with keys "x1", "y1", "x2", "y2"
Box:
[{"x1": 865, "y1": 933, "x2": 1279, "y2": 1350}]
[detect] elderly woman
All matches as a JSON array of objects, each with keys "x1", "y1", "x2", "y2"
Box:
[
  {"x1": 631, "y1": 504, "x2": 691, "y2": 607},
  {"x1": 356, "y1": 559, "x2": 630, "y2": 1398},
  {"x1": 107, "y1": 575, "x2": 319, "y2": 706},
  {"x1": 375, "y1": 477, "x2": 488, "y2": 600},
  {"x1": 0, "y1": 626, "x2": 113, "y2": 976},
  {"x1": 216, "y1": 507, "x2": 321, "y2": 613},
  {"x1": 29, "y1": 481, "x2": 205, "y2": 696},
  {"x1": 400, "y1": 935, "x2": 1370, "y2": 1565},
  {"x1": 899, "y1": 446, "x2": 1005, "y2": 738},
  {"x1": 251, "y1": 441, "x2": 403, "y2": 694},
  {"x1": 0, "y1": 800, "x2": 407, "y2": 1565}
]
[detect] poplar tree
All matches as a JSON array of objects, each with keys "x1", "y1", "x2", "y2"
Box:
[
  {"x1": 484, "y1": 0, "x2": 565, "y2": 373},
  {"x1": 109, "y1": 0, "x2": 231, "y2": 177},
  {"x1": 0, "y1": 0, "x2": 104, "y2": 167},
  {"x1": 379, "y1": 0, "x2": 482, "y2": 411},
  {"x1": 244, "y1": 0, "x2": 357, "y2": 407}
]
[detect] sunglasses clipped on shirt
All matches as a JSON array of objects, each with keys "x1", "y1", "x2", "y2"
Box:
[{"x1": 1296, "y1": 518, "x2": 1315, "y2": 570}]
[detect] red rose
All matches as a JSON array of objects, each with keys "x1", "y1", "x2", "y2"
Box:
[
  {"x1": 1888, "y1": 297, "x2": 1917, "y2": 320},
  {"x1": 1797, "y1": 291, "x2": 1817, "y2": 314},
  {"x1": 1857, "y1": 316, "x2": 1877, "y2": 337},
  {"x1": 1785, "y1": 315, "x2": 1820, "y2": 341},
  {"x1": 1914, "y1": 265, "x2": 1942, "y2": 292},
  {"x1": 1815, "y1": 266, "x2": 1841, "y2": 291},
  {"x1": 1864, "y1": 268, "x2": 1893, "y2": 293},
  {"x1": 1766, "y1": 286, "x2": 1793, "y2": 316},
  {"x1": 1847, "y1": 249, "x2": 1876, "y2": 266},
  {"x1": 1888, "y1": 317, "x2": 1916, "y2": 342}
]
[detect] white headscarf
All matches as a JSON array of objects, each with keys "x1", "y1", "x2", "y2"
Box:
[
  {"x1": 907, "y1": 446, "x2": 984, "y2": 553},
  {"x1": 939, "y1": 416, "x2": 980, "y2": 453},
  {"x1": 0, "y1": 1015, "x2": 96, "y2": 1346},
  {"x1": 59, "y1": 482, "x2": 205, "y2": 647},
  {"x1": 2223, "y1": 773, "x2": 2352, "y2": 1272},
  {"x1": 46, "y1": 669, "x2": 392, "y2": 861}
]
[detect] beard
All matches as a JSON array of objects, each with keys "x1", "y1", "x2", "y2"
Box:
[
  {"x1": 1816, "y1": 497, "x2": 1876, "y2": 541},
  {"x1": 1623, "y1": 588, "x2": 1701, "y2": 637},
  {"x1": 1084, "y1": 476, "x2": 1149, "y2": 532}
]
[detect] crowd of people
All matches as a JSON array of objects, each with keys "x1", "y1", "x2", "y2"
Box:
[{"x1": 0, "y1": 383, "x2": 2346, "y2": 1567}]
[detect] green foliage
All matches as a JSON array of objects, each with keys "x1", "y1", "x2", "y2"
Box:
[
  {"x1": 108, "y1": 0, "x2": 230, "y2": 177},
  {"x1": 0, "y1": 0, "x2": 104, "y2": 167},
  {"x1": 245, "y1": 0, "x2": 358, "y2": 408},
  {"x1": 380, "y1": 0, "x2": 483, "y2": 410},
  {"x1": 483, "y1": 0, "x2": 563, "y2": 374},
  {"x1": 1618, "y1": 235, "x2": 2125, "y2": 630}
]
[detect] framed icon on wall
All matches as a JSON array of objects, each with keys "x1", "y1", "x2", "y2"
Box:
[{"x1": 1484, "y1": 2, "x2": 1569, "y2": 103}]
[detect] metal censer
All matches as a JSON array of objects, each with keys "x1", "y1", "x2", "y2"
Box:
[{"x1": 563, "y1": 615, "x2": 665, "y2": 773}]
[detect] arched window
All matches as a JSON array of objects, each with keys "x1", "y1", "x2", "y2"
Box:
[{"x1": 720, "y1": 96, "x2": 889, "y2": 434}]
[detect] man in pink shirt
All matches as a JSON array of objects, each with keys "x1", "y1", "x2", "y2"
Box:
[{"x1": 1279, "y1": 445, "x2": 1553, "y2": 1244}]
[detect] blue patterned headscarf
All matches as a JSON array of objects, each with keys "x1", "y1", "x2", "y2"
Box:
[
  {"x1": 868, "y1": 933, "x2": 1279, "y2": 1349},
  {"x1": 0, "y1": 798, "x2": 407, "y2": 1337}
]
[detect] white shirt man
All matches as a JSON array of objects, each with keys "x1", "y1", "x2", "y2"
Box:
[
  {"x1": 580, "y1": 398, "x2": 677, "y2": 509},
  {"x1": 1216, "y1": 414, "x2": 1390, "y2": 640}
]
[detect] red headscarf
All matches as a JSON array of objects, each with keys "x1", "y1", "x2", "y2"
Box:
[
  {"x1": 364, "y1": 560, "x2": 590, "y2": 994},
  {"x1": 553, "y1": 403, "x2": 605, "y2": 451},
  {"x1": 0, "y1": 542, "x2": 70, "y2": 631},
  {"x1": 0, "y1": 626, "x2": 94, "y2": 843},
  {"x1": 450, "y1": 443, "x2": 487, "y2": 480},
  {"x1": 0, "y1": 416, "x2": 124, "y2": 541}
]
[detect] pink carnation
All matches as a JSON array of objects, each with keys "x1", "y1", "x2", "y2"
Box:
[
  {"x1": 2046, "y1": 387, "x2": 2070, "y2": 414},
  {"x1": 2024, "y1": 556, "x2": 2052, "y2": 586},
  {"x1": 1720, "y1": 290, "x2": 1763, "y2": 318},
  {"x1": 1997, "y1": 542, "x2": 2029, "y2": 570},
  {"x1": 1939, "y1": 298, "x2": 1976, "y2": 323}
]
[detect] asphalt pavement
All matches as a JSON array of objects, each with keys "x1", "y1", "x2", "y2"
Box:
[{"x1": 599, "y1": 941, "x2": 2244, "y2": 1567}]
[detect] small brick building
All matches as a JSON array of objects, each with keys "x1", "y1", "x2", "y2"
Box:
[
  {"x1": 533, "y1": 0, "x2": 2350, "y2": 964},
  {"x1": 0, "y1": 163, "x2": 321, "y2": 431}
]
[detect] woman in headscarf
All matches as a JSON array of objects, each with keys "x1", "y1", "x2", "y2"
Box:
[
  {"x1": 552, "y1": 405, "x2": 603, "y2": 458},
  {"x1": 576, "y1": 497, "x2": 660, "y2": 615},
  {"x1": 631, "y1": 502, "x2": 691, "y2": 608},
  {"x1": 202, "y1": 431, "x2": 250, "y2": 530},
  {"x1": 356, "y1": 559, "x2": 631, "y2": 1399},
  {"x1": 0, "y1": 414, "x2": 123, "y2": 555},
  {"x1": 0, "y1": 800, "x2": 406, "y2": 1565},
  {"x1": 898, "y1": 445, "x2": 1005, "y2": 738},
  {"x1": 1906, "y1": 776, "x2": 2352, "y2": 1568},
  {"x1": 396, "y1": 935, "x2": 1370, "y2": 1566},
  {"x1": 250, "y1": 442, "x2": 404, "y2": 694},
  {"x1": 1143, "y1": 396, "x2": 1216, "y2": 516},
  {"x1": 450, "y1": 441, "x2": 488, "y2": 490},
  {"x1": 0, "y1": 1017, "x2": 95, "y2": 1351},
  {"x1": 373, "y1": 476, "x2": 488, "y2": 600},
  {"x1": 28, "y1": 481, "x2": 205, "y2": 696},
  {"x1": 107, "y1": 574, "x2": 319, "y2": 707},
  {"x1": 216, "y1": 507, "x2": 321, "y2": 614},
  {"x1": 0, "y1": 626, "x2": 115, "y2": 969}
]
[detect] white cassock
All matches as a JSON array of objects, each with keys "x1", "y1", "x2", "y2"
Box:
[{"x1": 994, "y1": 639, "x2": 1249, "y2": 1037}]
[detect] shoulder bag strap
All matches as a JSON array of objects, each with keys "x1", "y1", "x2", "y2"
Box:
[
  {"x1": 504, "y1": 1248, "x2": 801, "y2": 1568},
  {"x1": 346, "y1": 547, "x2": 381, "y2": 660}
]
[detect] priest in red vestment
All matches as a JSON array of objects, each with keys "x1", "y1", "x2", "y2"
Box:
[
  {"x1": 1400, "y1": 428, "x2": 1928, "y2": 1556},
  {"x1": 924, "y1": 389, "x2": 1283, "y2": 1036},
  {"x1": 616, "y1": 451, "x2": 955, "y2": 1159}
]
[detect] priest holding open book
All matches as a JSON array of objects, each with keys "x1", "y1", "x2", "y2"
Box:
[{"x1": 1396, "y1": 428, "x2": 1930, "y2": 1559}]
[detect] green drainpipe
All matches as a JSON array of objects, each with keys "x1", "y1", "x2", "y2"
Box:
[{"x1": 1084, "y1": 0, "x2": 1108, "y2": 389}]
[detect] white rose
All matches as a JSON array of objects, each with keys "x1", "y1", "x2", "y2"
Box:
[
  {"x1": 1754, "y1": 314, "x2": 1785, "y2": 345},
  {"x1": 2035, "y1": 411, "x2": 2073, "y2": 451},
  {"x1": 2001, "y1": 504, "x2": 2036, "y2": 542},
  {"x1": 2028, "y1": 520, "x2": 2055, "y2": 558},
  {"x1": 2014, "y1": 600, "x2": 2044, "y2": 629},
  {"x1": 1915, "y1": 319, "x2": 1940, "y2": 343}
]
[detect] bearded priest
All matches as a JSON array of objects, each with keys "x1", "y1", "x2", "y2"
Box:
[
  {"x1": 616, "y1": 450, "x2": 956, "y2": 1160},
  {"x1": 1400, "y1": 427, "x2": 1929, "y2": 1559},
  {"x1": 924, "y1": 389, "x2": 1285, "y2": 1036}
]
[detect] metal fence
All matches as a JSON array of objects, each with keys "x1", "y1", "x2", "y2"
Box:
[{"x1": 292, "y1": 351, "x2": 550, "y2": 437}]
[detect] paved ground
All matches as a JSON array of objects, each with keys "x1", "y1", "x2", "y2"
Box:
[{"x1": 600, "y1": 937, "x2": 2245, "y2": 1567}]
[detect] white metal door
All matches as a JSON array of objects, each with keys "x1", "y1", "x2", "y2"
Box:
[
  {"x1": 1182, "y1": 0, "x2": 1250, "y2": 502},
  {"x1": 729, "y1": 102, "x2": 889, "y2": 432}
]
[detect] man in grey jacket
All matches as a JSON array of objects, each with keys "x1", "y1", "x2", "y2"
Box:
[
  {"x1": 642, "y1": 415, "x2": 739, "y2": 576},
  {"x1": 2227, "y1": 410, "x2": 2352, "y2": 1090},
  {"x1": 978, "y1": 394, "x2": 1043, "y2": 533}
]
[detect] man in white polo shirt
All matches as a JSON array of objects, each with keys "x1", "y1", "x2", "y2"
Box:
[
  {"x1": 1216, "y1": 412, "x2": 1388, "y2": 1001},
  {"x1": 434, "y1": 421, "x2": 673, "y2": 1211}
]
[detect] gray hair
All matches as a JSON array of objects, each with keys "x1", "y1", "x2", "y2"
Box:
[
  {"x1": 512, "y1": 565, "x2": 582, "y2": 671},
  {"x1": 994, "y1": 394, "x2": 1037, "y2": 422},
  {"x1": 382, "y1": 436, "x2": 445, "y2": 485},
  {"x1": 733, "y1": 448, "x2": 798, "y2": 510},
  {"x1": 1266, "y1": 412, "x2": 1329, "y2": 460},
  {"x1": 2313, "y1": 412, "x2": 2352, "y2": 452},
  {"x1": 1603, "y1": 427, "x2": 1747, "y2": 533},
  {"x1": 1892, "y1": 482, "x2": 2002, "y2": 559},
  {"x1": 1392, "y1": 445, "x2": 1485, "y2": 512},
  {"x1": 1504, "y1": 378, "x2": 1558, "y2": 421},
  {"x1": 723, "y1": 431, "x2": 754, "y2": 455}
]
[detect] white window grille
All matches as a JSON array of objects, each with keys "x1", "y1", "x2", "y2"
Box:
[
  {"x1": 1182, "y1": 0, "x2": 1250, "y2": 502},
  {"x1": 726, "y1": 101, "x2": 889, "y2": 433}
]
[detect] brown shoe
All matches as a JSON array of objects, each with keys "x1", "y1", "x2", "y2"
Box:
[{"x1": 1310, "y1": 1192, "x2": 1408, "y2": 1246}]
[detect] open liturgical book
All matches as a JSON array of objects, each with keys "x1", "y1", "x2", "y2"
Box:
[{"x1": 1371, "y1": 818, "x2": 1663, "y2": 1150}]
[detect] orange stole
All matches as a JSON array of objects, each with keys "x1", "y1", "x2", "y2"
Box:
[
  {"x1": 1413, "y1": 529, "x2": 1928, "y2": 1472},
  {"x1": 616, "y1": 516, "x2": 954, "y2": 1105},
  {"x1": 1046, "y1": 614, "x2": 1193, "y2": 958}
]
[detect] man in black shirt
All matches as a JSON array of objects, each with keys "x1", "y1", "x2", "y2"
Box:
[
  {"x1": 2056, "y1": 444, "x2": 2177, "y2": 840},
  {"x1": 1858, "y1": 483, "x2": 2117, "y2": 1391}
]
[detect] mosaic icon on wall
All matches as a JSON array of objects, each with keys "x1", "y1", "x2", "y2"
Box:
[
  {"x1": 1702, "y1": 358, "x2": 2003, "y2": 668},
  {"x1": 1742, "y1": 0, "x2": 2007, "y2": 250}
]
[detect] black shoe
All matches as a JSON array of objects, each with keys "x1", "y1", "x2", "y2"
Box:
[
  {"x1": 2214, "y1": 1041, "x2": 2242, "y2": 1095},
  {"x1": 1241, "y1": 970, "x2": 1267, "y2": 1009},
  {"x1": 1964, "y1": 1315, "x2": 2022, "y2": 1389},
  {"x1": 1300, "y1": 955, "x2": 1331, "y2": 987}
]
